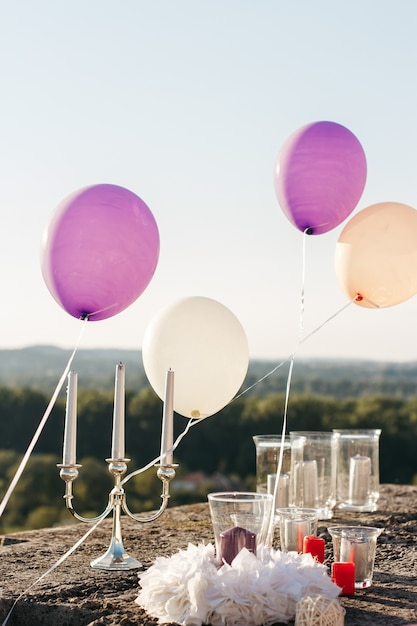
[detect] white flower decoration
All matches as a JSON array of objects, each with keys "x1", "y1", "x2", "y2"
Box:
[{"x1": 135, "y1": 543, "x2": 341, "y2": 626}]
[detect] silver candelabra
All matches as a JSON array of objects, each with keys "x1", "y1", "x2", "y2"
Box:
[
  {"x1": 57, "y1": 458, "x2": 177, "y2": 570},
  {"x1": 57, "y1": 365, "x2": 177, "y2": 571}
]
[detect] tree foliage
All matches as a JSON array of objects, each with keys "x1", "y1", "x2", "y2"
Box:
[{"x1": 0, "y1": 383, "x2": 417, "y2": 532}]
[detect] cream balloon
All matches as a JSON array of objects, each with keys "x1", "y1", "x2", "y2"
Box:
[
  {"x1": 335, "y1": 202, "x2": 417, "y2": 308},
  {"x1": 142, "y1": 296, "x2": 249, "y2": 419}
]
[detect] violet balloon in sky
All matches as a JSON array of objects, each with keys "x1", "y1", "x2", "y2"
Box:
[
  {"x1": 274, "y1": 121, "x2": 367, "y2": 235},
  {"x1": 41, "y1": 183, "x2": 160, "y2": 321}
]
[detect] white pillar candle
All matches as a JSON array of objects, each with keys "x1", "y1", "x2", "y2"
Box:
[
  {"x1": 160, "y1": 369, "x2": 174, "y2": 465},
  {"x1": 63, "y1": 370, "x2": 78, "y2": 466},
  {"x1": 348, "y1": 455, "x2": 371, "y2": 505},
  {"x1": 282, "y1": 517, "x2": 311, "y2": 552},
  {"x1": 302, "y1": 460, "x2": 319, "y2": 507},
  {"x1": 340, "y1": 535, "x2": 372, "y2": 584},
  {"x1": 111, "y1": 363, "x2": 125, "y2": 460},
  {"x1": 267, "y1": 473, "x2": 290, "y2": 508}
]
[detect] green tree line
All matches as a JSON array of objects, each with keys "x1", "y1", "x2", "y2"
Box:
[{"x1": 0, "y1": 385, "x2": 417, "y2": 532}]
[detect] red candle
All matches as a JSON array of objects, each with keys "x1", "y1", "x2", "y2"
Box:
[
  {"x1": 331, "y1": 561, "x2": 355, "y2": 595},
  {"x1": 303, "y1": 535, "x2": 325, "y2": 563}
]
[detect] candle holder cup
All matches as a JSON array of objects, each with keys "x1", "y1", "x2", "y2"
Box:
[
  {"x1": 58, "y1": 458, "x2": 177, "y2": 570},
  {"x1": 276, "y1": 507, "x2": 319, "y2": 553},
  {"x1": 333, "y1": 429, "x2": 381, "y2": 512},
  {"x1": 289, "y1": 431, "x2": 338, "y2": 520},
  {"x1": 328, "y1": 525, "x2": 384, "y2": 588},
  {"x1": 207, "y1": 492, "x2": 273, "y2": 565}
]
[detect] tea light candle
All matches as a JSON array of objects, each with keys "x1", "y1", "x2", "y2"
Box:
[
  {"x1": 303, "y1": 535, "x2": 325, "y2": 563},
  {"x1": 219, "y1": 526, "x2": 256, "y2": 564},
  {"x1": 349, "y1": 455, "x2": 371, "y2": 505},
  {"x1": 267, "y1": 472, "x2": 290, "y2": 508},
  {"x1": 331, "y1": 561, "x2": 355, "y2": 595},
  {"x1": 302, "y1": 460, "x2": 319, "y2": 507}
]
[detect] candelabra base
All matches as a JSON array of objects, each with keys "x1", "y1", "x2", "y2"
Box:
[{"x1": 90, "y1": 537, "x2": 143, "y2": 571}]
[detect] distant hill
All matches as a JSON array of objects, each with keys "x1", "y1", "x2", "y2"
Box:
[
  {"x1": 0, "y1": 345, "x2": 417, "y2": 399},
  {"x1": 246, "y1": 357, "x2": 417, "y2": 399},
  {"x1": 0, "y1": 346, "x2": 146, "y2": 394}
]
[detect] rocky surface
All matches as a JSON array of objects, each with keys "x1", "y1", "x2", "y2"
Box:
[{"x1": 0, "y1": 484, "x2": 416, "y2": 625}]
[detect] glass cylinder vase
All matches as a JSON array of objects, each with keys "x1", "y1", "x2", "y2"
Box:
[
  {"x1": 333, "y1": 428, "x2": 381, "y2": 512},
  {"x1": 289, "y1": 431, "x2": 339, "y2": 519}
]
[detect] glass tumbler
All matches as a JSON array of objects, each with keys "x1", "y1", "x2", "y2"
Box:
[{"x1": 207, "y1": 491, "x2": 273, "y2": 564}]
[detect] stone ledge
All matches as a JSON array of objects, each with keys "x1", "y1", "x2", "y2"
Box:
[{"x1": 0, "y1": 484, "x2": 416, "y2": 625}]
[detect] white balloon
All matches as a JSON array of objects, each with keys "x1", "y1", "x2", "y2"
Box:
[{"x1": 142, "y1": 296, "x2": 249, "y2": 419}]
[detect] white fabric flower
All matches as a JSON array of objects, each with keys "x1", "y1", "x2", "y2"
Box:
[
  {"x1": 135, "y1": 543, "x2": 341, "y2": 626},
  {"x1": 137, "y1": 543, "x2": 217, "y2": 625}
]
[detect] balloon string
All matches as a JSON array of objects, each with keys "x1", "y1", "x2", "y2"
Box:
[
  {"x1": 121, "y1": 418, "x2": 195, "y2": 485},
  {"x1": 356, "y1": 294, "x2": 379, "y2": 308},
  {"x1": 234, "y1": 297, "x2": 356, "y2": 403},
  {"x1": 0, "y1": 319, "x2": 88, "y2": 520},
  {"x1": 268, "y1": 229, "x2": 308, "y2": 539},
  {"x1": 266, "y1": 354, "x2": 294, "y2": 545},
  {"x1": 297, "y1": 297, "x2": 356, "y2": 348},
  {"x1": 238, "y1": 235, "x2": 358, "y2": 537},
  {"x1": 299, "y1": 228, "x2": 309, "y2": 339},
  {"x1": 1, "y1": 516, "x2": 104, "y2": 626}
]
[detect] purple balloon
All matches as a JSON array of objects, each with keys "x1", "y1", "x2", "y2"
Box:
[
  {"x1": 41, "y1": 184, "x2": 160, "y2": 321},
  {"x1": 274, "y1": 121, "x2": 367, "y2": 235}
]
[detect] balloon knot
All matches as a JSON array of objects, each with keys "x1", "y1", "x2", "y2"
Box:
[
  {"x1": 191, "y1": 410, "x2": 201, "y2": 418},
  {"x1": 305, "y1": 227, "x2": 314, "y2": 235},
  {"x1": 355, "y1": 294, "x2": 363, "y2": 302},
  {"x1": 80, "y1": 312, "x2": 90, "y2": 321}
]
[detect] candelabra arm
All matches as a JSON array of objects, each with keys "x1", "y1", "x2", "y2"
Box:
[
  {"x1": 58, "y1": 464, "x2": 113, "y2": 523},
  {"x1": 122, "y1": 464, "x2": 177, "y2": 523}
]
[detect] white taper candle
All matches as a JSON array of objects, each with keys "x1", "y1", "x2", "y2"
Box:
[
  {"x1": 302, "y1": 460, "x2": 319, "y2": 507},
  {"x1": 160, "y1": 369, "x2": 174, "y2": 465},
  {"x1": 267, "y1": 473, "x2": 290, "y2": 508},
  {"x1": 111, "y1": 363, "x2": 125, "y2": 460},
  {"x1": 348, "y1": 455, "x2": 371, "y2": 505},
  {"x1": 63, "y1": 370, "x2": 78, "y2": 466}
]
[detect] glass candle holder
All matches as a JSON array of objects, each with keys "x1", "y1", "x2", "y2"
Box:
[
  {"x1": 276, "y1": 507, "x2": 319, "y2": 552},
  {"x1": 333, "y1": 429, "x2": 381, "y2": 512},
  {"x1": 253, "y1": 435, "x2": 292, "y2": 508},
  {"x1": 340, "y1": 526, "x2": 384, "y2": 589},
  {"x1": 207, "y1": 492, "x2": 273, "y2": 564},
  {"x1": 289, "y1": 431, "x2": 338, "y2": 519}
]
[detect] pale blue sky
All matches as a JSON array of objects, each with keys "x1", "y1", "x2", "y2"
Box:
[{"x1": 1, "y1": 1, "x2": 417, "y2": 362}]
